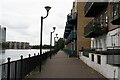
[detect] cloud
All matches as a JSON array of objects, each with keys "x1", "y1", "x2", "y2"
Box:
[{"x1": 0, "y1": 0, "x2": 74, "y2": 45}]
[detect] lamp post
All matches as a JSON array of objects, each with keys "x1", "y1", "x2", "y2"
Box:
[
  {"x1": 40, "y1": 6, "x2": 51, "y2": 55},
  {"x1": 50, "y1": 27, "x2": 56, "y2": 51},
  {"x1": 54, "y1": 34, "x2": 58, "y2": 46}
]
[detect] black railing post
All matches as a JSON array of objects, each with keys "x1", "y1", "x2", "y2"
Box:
[
  {"x1": 7, "y1": 57, "x2": 11, "y2": 80},
  {"x1": 20, "y1": 55, "x2": 23, "y2": 80},
  {"x1": 37, "y1": 53, "x2": 39, "y2": 65},
  {"x1": 14, "y1": 61, "x2": 17, "y2": 80},
  {"x1": 34, "y1": 53, "x2": 36, "y2": 70},
  {"x1": 34, "y1": 53, "x2": 36, "y2": 56},
  {"x1": 39, "y1": 54, "x2": 41, "y2": 72},
  {"x1": 28, "y1": 54, "x2": 31, "y2": 75},
  {"x1": 50, "y1": 51, "x2": 51, "y2": 59}
]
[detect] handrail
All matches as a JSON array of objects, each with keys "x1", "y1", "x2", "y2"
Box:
[{"x1": 1, "y1": 49, "x2": 59, "y2": 80}]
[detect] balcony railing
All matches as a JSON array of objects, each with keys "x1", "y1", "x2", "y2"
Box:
[
  {"x1": 84, "y1": 2, "x2": 108, "y2": 17},
  {"x1": 68, "y1": 12, "x2": 77, "y2": 25},
  {"x1": 84, "y1": 19, "x2": 108, "y2": 38},
  {"x1": 65, "y1": 33, "x2": 71, "y2": 45},
  {"x1": 66, "y1": 22, "x2": 74, "y2": 30},
  {"x1": 65, "y1": 31, "x2": 77, "y2": 45},
  {"x1": 64, "y1": 23, "x2": 73, "y2": 39},
  {"x1": 64, "y1": 32, "x2": 70, "y2": 39},
  {"x1": 111, "y1": 2, "x2": 120, "y2": 25},
  {"x1": 70, "y1": 31, "x2": 77, "y2": 41}
]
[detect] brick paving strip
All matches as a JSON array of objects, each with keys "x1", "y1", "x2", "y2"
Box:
[{"x1": 25, "y1": 50, "x2": 108, "y2": 79}]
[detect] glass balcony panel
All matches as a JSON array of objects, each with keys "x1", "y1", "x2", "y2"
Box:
[{"x1": 84, "y1": 2, "x2": 108, "y2": 17}]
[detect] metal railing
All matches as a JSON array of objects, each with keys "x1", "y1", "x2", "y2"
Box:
[
  {"x1": 111, "y1": 2, "x2": 120, "y2": 24},
  {"x1": 84, "y1": 19, "x2": 108, "y2": 38},
  {"x1": 65, "y1": 31, "x2": 77, "y2": 45},
  {"x1": 1, "y1": 49, "x2": 59, "y2": 80},
  {"x1": 67, "y1": 12, "x2": 77, "y2": 25}
]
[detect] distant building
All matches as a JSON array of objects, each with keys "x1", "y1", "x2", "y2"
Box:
[
  {"x1": 0, "y1": 25, "x2": 6, "y2": 49},
  {"x1": 0, "y1": 25, "x2": 6, "y2": 43},
  {"x1": 64, "y1": 2, "x2": 91, "y2": 57},
  {"x1": 6, "y1": 41, "x2": 30, "y2": 49}
]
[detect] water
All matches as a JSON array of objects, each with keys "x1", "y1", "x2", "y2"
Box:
[
  {"x1": 0, "y1": 49, "x2": 49, "y2": 63},
  {"x1": 0, "y1": 49, "x2": 49, "y2": 79}
]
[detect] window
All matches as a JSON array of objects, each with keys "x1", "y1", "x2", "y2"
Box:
[
  {"x1": 112, "y1": 2, "x2": 118, "y2": 18},
  {"x1": 97, "y1": 55, "x2": 101, "y2": 64},
  {"x1": 100, "y1": 15, "x2": 103, "y2": 27},
  {"x1": 105, "y1": 11, "x2": 108, "y2": 27},
  {"x1": 111, "y1": 35, "x2": 115, "y2": 47},
  {"x1": 103, "y1": 39, "x2": 107, "y2": 50},
  {"x1": 91, "y1": 54, "x2": 94, "y2": 62}
]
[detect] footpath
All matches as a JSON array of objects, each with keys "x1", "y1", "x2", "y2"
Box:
[{"x1": 26, "y1": 50, "x2": 108, "y2": 79}]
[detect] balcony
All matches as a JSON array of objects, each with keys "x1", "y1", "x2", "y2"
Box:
[
  {"x1": 111, "y1": 2, "x2": 120, "y2": 25},
  {"x1": 64, "y1": 27, "x2": 71, "y2": 39},
  {"x1": 65, "y1": 34, "x2": 71, "y2": 45},
  {"x1": 84, "y1": 2, "x2": 108, "y2": 17},
  {"x1": 65, "y1": 31, "x2": 77, "y2": 45},
  {"x1": 71, "y1": 31, "x2": 77, "y2": 41},
  {"x1": 65, "y1": 28, "x2": 71, "y2": 33},
  {"x1": 64, "y1": 32, "x2": 70, "y2": 39},
  {"x1": 64, "y1": 29, "x2": 71, "y2": 38},
  {"x1": 68, "y1": 12, "x2": 77, "y2": 25},
  {"x1": 64, "y1": 22, "x2": 73, "y2": 39},
  {"x1": 66, "y1": 22, "x2": 74, "y2": 30},
  {"x1": 84, "y1": 19, "x2": 108, "y2": 38}
]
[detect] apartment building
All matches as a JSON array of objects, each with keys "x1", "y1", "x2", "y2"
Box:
[
  {"x1": 64, "y1": 2, "x2": 91, "y2": 57},
  {"x1": 78, "y1": 1, "x2": 120, "y2": 79},
  {"x1": 64, "y1": 2, "x2": 77, "y2": 56}
]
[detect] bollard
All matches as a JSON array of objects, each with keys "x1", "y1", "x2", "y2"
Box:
[
  {"x1": 7, "y1": 57, "x2": 11, "y2": 80},
  {"x1": 20, "y1": 55, "x2": 23, "y2": 80}
]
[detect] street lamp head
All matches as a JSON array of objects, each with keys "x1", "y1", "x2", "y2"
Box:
[
  {"x1": 45, "y1": 6, "x2": 51, "y2": 12},
  {"x1": 53, "y1": 27, "x2": 56, "y2": 31},
  {"x1": 56, "y1": 34, "x2": 58, "y2": 37}
]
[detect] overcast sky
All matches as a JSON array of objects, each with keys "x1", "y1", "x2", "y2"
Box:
[{"x1": 0, "y1": 0, "x2": 74, "y2": 45}]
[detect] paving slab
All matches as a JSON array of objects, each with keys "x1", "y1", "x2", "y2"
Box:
[{"x1": 26, "y1": 50, "x2": 108, "y2": 79}]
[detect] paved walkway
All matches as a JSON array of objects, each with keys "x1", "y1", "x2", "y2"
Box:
[{"x1": 26, "y1": 50, "x2": 108, "y2": 79}]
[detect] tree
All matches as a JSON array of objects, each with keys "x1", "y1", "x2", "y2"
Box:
[
  {"x1": 2, "y1": 42, "x2": 8, "y2": 49},
  {"x1": 57, "y1": 38, "x2": 64, "y2": 50}
]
